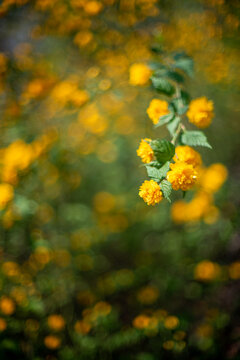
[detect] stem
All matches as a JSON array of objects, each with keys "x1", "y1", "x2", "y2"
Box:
[{"x1": 171, "y1": 123, "x2": 185, "y2": 145}]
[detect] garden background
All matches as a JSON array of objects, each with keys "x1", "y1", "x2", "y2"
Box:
[{"x1": 0, "y1": 0, "x2": 240, "y2": 359}]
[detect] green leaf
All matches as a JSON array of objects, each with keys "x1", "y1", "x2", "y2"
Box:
[
  {"x1": 146, "y1": 161, "x2": 170, "y2": 181},
  {"x1": 151, "y1": 76, "x2": 175, "y2": 96},
  {"x1": 173, "y1": 55, "x2": 194, "y2": 76},
  {"x1": 155, "y1": 112, "x2": 175, "y2": 128},
  {"x1": 161, "y1": 179, "x2": 172, "y2": 202},
  {"x1": 180, "y1": 89, "x2": 191, "y2": 105},
  {"x1": 165, "y1": 70, "x2": 185, "y2": 83},
  {"x1": 167, "y1": 116, "x2": 181, "y2": 136},
  {"x1": 181, "y1": 131, "x2": 212, "y2": 148},
  {"x1": 146, "y1": 166, "x2": 163, "y2": 181},
  {"x1": 158, "y1": 161, "x2": 170, "y2": 178},
  {"x1": 150, "y1": 139, "x2": 175, "y2": 163}
]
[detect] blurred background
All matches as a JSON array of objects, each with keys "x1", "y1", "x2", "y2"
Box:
[{"x1": 0, "y1": 0, "x2": 239, "y2": 359}]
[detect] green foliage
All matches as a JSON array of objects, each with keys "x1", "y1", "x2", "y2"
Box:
[
  {"x1": 150, "y1": 139, "x2": 175, "y2": 163},
  {"x1": 181, "y1": 130, "x2": 212, "y2": 148},
  {"x1": 146, "y1": 161, "x2": 170, "y2": 181},
  {"x1": 160, "y1": 179, "x2": 172, "y2": 202},
  {"x1": 151, "y1": 75, "x2": 175, "y2": 96}
]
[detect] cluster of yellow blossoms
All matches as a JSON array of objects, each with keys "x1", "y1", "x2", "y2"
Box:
[
  {"x1": 171, "y1": 163, "x2": 227, "y2": 224},
  {"x1": 136, "y1": 86, "x2": 227, "y2": 224}
]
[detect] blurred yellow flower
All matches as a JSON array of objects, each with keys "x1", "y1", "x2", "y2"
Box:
[
  {"x1": 0, "y1": 296, "x2": 15, "y2": 315},
  {"x1": 93, "y1": 192, "x2": 116, "y2": 213},
  {"x1": 147, "y1": 99, "x2": 169, "y2": 125},
  {"x1": 229, "y1": 262, "x2": 240, "y2": 279},
  {"x1": 199, "y1": 163, "x2": 228, "y2": 193},
  {"x1": 164, "y1": 315, "x2": 179, "y2": 329},
  {"x1": 137, "y1": 285, "x2": 159, "y2": 304},
  {"x1": 174, "y1": 145, "x2": 202, "y2": 168},
  {"x1": 129, "y1": 63, "x2": 151, "y2": 86},
  {"x1": 133, "y1": 314, "x2": 150, "y2": 329},
  {"x1": 75, "y1": 320, "x2": 91, "y2": 334},
  {"x1": 194, "y1": 260, "x2": 221, "y2": 281},
  {"x1": 187, "y1": 97, "x2": 214, "y2": 128},
  {"x1": 0, "y1": 183, "x2": 14, "y2": 209},
  {"x1": 47, "y1": 314, "x2": 65, "y2": 331},
  {"x1": 137, "y1": 138, "x2": 154, "y2": 164},
  {"x1": 0, "y1": 318, "x2": 7, "y2": 332},
  {"x1": 139, "y1": 180, "x2": 163, "y2": 206},
  {"x1": 44, "y1": 335, "x2": 61, "y2": 349},
  {"x1": 167, "y1": 162, "x2": 197, "y2": 191}
]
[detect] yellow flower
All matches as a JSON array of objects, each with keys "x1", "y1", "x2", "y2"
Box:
[
  {"x1": 146, "y1": 99, "x2": 169, "y2": 125},
  {"x1": 194, "y1": 260, "x2": 221, "y2": 281},
  {"x1": 167, "y1": 162, "x2": 197, "y2": 191},
  {"x1": 132, "y1": 314, "x2": 151, "y2": 329},
  {"x1": 139, "y1": 180, "x2": 163, "y2": 206},
  {"x1": 129, "y1": 63, "x2": 151, "y2": 86},
  {"x1": 187, "y1": 96, "x2": 214, "y2": 128},
  {"x1": 164, "y1": 315, "x2": 179, "y2": 330},
  {"x1": 137, "y1": 286, "x2": 159, "y2": 304},
  {"x1": 199, "y1": 163, "x2": 228, "y2": 193},
  {"x1": 0, "y1": 183, "x2": 14, "y2": 209},
  {"x1": 44, "y1": 335, "x2": 61, "y2": 349},
  {"x1": 173, "y1": 145, "x2": 202, "y2": 168},
  {"x1": 0, "y1": 296, "x2": 15, "y2": 315},
  {"x1": 0, "y1": 318, "x2": 7, "y2": 332},
  {"x1": 136, "y1": 138, "x2": 154, "y2": 164},
  {"x1": 47, "y1": 314, "x2": 65, "y2": 331}
]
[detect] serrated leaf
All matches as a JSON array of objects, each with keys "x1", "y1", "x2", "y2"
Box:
[
  {"x1": 181, "y1": 131, "x2": 212, "y2": 148},
  {"x1": 161, "y1": 179, "x2": 172, "y2": 202},
  {"x1": 180, "y1": 89, "x2": 191, "y2": 105},
  {"x1": 142, "y1": 160, "x2": 161, "y2": 168},
  {"x1": 167, "y1": 116, "x2": 181, "y2": 136},
  {"x1": 151, "y1": 76, "x2": 175, "y2": 96},
  {"x1": 158, "y1": 161, "x2": 170, "y2": 178},
  {"x1": 155, "y1": 112, "x2": 175, "y2": 128},
  {"x1": 173, "y1": 56, "x2": 194, "y2": 77},
  {"x1": 146, "y1": 166, "x2": 163, "y2": 181},
  {"x1": 165, "y1": 70, "x2": 185, "y2": 83},
  {"x1": 146, "y1": 161, "x2": 170, "y2": 181},
  {"x1": 150, "y1": 139, "x2": 175, "y2": 163}
]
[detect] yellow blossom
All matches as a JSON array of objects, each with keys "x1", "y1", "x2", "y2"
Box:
[
  {"x1": 0, "y1": 296, "x2": 15, "y2": 315},
  {"x1": 136, "y1": 138, "x2": 154, "y2": 164},
  {"x1": 132, "y1": 314, "x2": 151, "y2": 329},
  {"x1": 164, "y1": 315, "x2": 179, "y2": 330},
  {"x1": 47, "y1": 314, "x2": 65, "y2": 331},
  {"x1": 44, "y1": 335, "x2": 61, "y2": 349},
  {"x1": 139, "y1": 180, "x2": 163, "y2": 206},
  {"x1": 0, "y1": 318, "x2": 7, "y2": 332},
  {"x1": 187, "y1": 97, "x2": 214, "y2": 128},
  {"x1": 167, "y1": 162, "x2": 198, "y2": 191},
  {"x1": 129, "y1": 63, "x2": 151, "y2": 86},
  {"x1": 173, "y1": 145, "x2": 202, "y2": 168},
  {"x1": 0, "y1": 183, "x2": 14, "y2": 209},
  {"x1": 146, "y1": 99, "x2": 169, "y2": 125},
  {"x1": 137, "y1": 286, "x2": 159, "y2": 304},
  {"x1": 199, "y1": 163, "x2": 227, "y2": 193},
  {"x1": 194, "y1": 260, "x2": 221, "y2": 281}
]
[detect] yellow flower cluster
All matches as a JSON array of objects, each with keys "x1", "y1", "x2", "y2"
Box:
[
  {"x1": 167, "y1": 162, "x2": 198, "y2": 191},
  {"x1": 171, "y1": 163, "x2": 227, "y2": 224},
  {"x1": 136, "y1": 138, "x2": 154, "y2": 164},
  {"x1": 187, "y1": 97, "x2": 214, "y2": 128},
  {"x1": 129, "y1": 63, "x2": 151, "y2": 86},
  {"x1": 147, "y1": 99, "x2": 169, "y2": 125},
  {"x1": 173, "y1": 145, "x2": 202, "y2": 168},
  {"x1": 139, "y1": 180, "x2": 163, "y2": 206}
]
